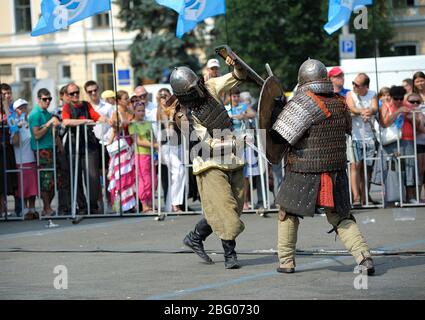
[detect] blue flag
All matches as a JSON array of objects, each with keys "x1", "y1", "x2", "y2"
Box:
[
  {"x1": 324, "y1": 0, "x2": 373, "y2": 35},
  {"x1": 156, "y1": 0, "x2": 226, "y2": 38},
  {"x1": 31, "y1": 0, "x2": 111, "y2": 37}
]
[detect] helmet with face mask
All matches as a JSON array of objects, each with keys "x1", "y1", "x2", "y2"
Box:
[
  {"x1": 170, "y1": 66, "x2": 233, "y2": 135},
  {"x1": 170, "y1": 66, "x2": 206, "y2": 105}
]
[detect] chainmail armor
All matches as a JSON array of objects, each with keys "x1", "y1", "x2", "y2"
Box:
[
  {"x1": 296, "y1": 80, "x2": 334, "y2": 95},
  {"x1": 288, "y1": 94, "x2": 349, "y2": 173}
]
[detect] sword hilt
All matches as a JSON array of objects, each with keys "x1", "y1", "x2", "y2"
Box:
[{"x1": 265, "y1": 63, "x2": 274, "y2": 77}]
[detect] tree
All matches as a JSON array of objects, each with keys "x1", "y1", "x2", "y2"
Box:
[
  {"x1": 115, "y1": 0, "x2": 202, "y2": 84},
  {"x1": 210, "y1": 0, "x2": 393, "y2": 91}
]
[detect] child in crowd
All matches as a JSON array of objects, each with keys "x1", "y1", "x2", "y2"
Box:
[
  {"x1": 9, "y1": 99, "x2": 38, "y2": 219},
  {"x1": 107, "y1": 90, "x2": 136, "y2": 213},
  {"x1": 378, "y1": 87, "x2": 391, "y2": 108},
  {"x1": 129, "y1": 102, "x2": 158, "y2": 212}
]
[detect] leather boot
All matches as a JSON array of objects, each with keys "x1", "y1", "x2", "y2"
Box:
[
  {"x1": 183, "y1": 218, "x2": 214, "y2": 264},
  {"x1": 221, "y1": 239, "x2": 240, "y2": 269},
  {"x1": 359, "y1": 254, "x2": 375, "y2": 275}
]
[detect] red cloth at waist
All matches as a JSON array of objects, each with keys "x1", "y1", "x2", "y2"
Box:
[{"x1": 317, "y1": 172, "x2": 334, "y2": 208}]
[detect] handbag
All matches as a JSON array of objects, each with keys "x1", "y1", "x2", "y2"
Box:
[
  {"x1": 346, "y1": 134, "x2": 355, "y2": 163},
  {"x1": 107, "y1": 138, "x2": 130, "y2": 156},
  {"x1": 385, "y1": 159, "x2": 405, "y2": 202},
  {"x1": 380, "y1": 105, "x2": 402, "y2": 146},
  {"x1": 381, "y1": 124, "x2": 401, "y2": 146}
]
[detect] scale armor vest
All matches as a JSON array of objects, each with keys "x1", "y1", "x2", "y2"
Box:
[
  {"x1": 287, "y1": 93, "x2": 350, "y2": 173},
  {"x1": 190, "y1": 93, "x2": 233, "y2": 136}
]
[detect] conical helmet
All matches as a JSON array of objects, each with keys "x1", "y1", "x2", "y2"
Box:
[{"x1": 298, "y1": 59, "x2": 328, "y2": 86}]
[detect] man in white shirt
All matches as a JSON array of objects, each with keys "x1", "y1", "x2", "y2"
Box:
[
  {"x1": 95, "y1": 90, "x2": 115, "y2": 145},
  {"x1": 84, "y1": 81, "x2": 103, "y2": 110},
  {"x1": 346, "y1": 73, "x2": 378, "y2": 206}
]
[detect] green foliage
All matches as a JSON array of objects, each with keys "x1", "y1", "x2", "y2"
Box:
[
  {"x1": 116, "y1": 0, "x2": 394, "y2": 89},
  {"x1": 115, "y1": 0, "x2": 201, "y2": 84},
  {"x1": 210, "y1": 0, "x2": 393, "y2": 91}
]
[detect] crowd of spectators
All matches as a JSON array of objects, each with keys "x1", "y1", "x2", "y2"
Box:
[
  {"x1": 329, "y1": 67, "x2": 425, "y2": 205},
  {"x1": 1, "y1": 61, "x2": 424, "y2": 219}
]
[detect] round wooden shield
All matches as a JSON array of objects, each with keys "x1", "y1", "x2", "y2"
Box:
[{"x1": 258, "y1": 76, "x2": 285, "y2": 164}]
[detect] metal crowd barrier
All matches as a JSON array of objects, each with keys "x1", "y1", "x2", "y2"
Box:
[
  {"x1": 1, "y1": 119, "x2": 274, "y2": 220},
  {"x1": 4, "y1": 109, "x2": 424, "y2": 222},
  {"x1": 2, "y1": 132, "x2": 27, "y2": 221},
  {"x1": 347, "y1": 109, "x2": 424, "y2": 209},
  {"x1": 396, "y1": 110, "x2": 421, "y2": 207}
]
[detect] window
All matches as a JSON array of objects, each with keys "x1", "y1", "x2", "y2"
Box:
[
  {"x1": 96, "y1": 63, "x2": 113, "y2": 92},
  {"x1": 392, "y1": 0, "x2": 415, "y2": 8},
  {"x1": 15, "y1": 0, "x2": 32, "y2": 33},
  {"x1": 122, "y1": 0, "x2": 135, "y2": 10},
  {"x1": 18, "y1": 67, "x2": 36, "y2": 104},
  {"x1": 60, "y1": 64, "x2": 71, "y2": 80},
  {"x1": 0, "y1": 64, "x2": 12, "y2": 76},
  {"x1": 93, "y1": 13, "x2": 110, "y2": 29},
  {"x1": 394, "y1": 44, "x2": 417, "y2": 56}
]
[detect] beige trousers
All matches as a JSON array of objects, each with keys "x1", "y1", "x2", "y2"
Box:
[
  {"x1": 277, "y1": 208, "x2": 371, "y2": 268},
  {"x1": 196, "y1": 168, "x2": 245, "y2": 240}
]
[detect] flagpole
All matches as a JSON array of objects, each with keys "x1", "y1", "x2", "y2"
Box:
[
  {"x1": 371, "y1": 5, "x2": 379, "y2": 95},
  {"x1": 224, "y1": 0, "x2": 230, "y2": 48},
  {"x1": 109, "y1": 1, "x2": 123, "y2": 216},
  {"x1": 371, "y1": 4, "x2": 386, "y2": 208}
]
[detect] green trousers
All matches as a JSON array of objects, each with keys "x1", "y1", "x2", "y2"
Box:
[{"x1": 196, "y1": 168, "x2": 245, "y2": 240}]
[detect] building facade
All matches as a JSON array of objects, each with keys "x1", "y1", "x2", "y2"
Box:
[
  {"x1": 390, "y1": 0, "x2": 425, "y2": 55},
  {"x1": 1, "y1": 0, "x2": 423, "y2": 105},
  {"x1": 0, "y1": 0, "x2": 137, "y2": 104}
]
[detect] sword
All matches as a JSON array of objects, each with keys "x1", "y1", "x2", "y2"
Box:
[
  {"x1": 215, "y1": 45, "x2": 265, "y2": 87},
  {"x1": 239, "y1": 133, "x2": 272, "y2": 165},
  {"x1": 246, "y1": 140, "x2": 271, "y2": 165}
]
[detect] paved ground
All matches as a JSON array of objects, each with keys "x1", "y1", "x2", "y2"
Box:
[{"x1": 0, "y1": 207, "x2": 424, "y2": 300}]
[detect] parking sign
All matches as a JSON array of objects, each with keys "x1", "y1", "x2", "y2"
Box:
[{"x1": 339, "y1": 33, "x2": 356, "y2": 59}]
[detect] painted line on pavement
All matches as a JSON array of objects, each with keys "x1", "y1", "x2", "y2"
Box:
[{"x1": 146, "y1": 239, "x2": 425, "y2": 300}]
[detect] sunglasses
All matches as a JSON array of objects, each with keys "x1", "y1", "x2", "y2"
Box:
[
  {"x1": 87, "y1": 89, "x2": 98, "y2": 95},
  {"x1": 133, "y1": 101, "x2": 145, "y2": 108},
  {"x1": 352, "y1": 81, "x2": 363, "y2": 88},
  {"x1": 41, "y1": 97, "x2": 53, "y2": 102},
  {"x1": 68, "y1": 91, "x2": 80, "y2": 96},
  {"x1": 137, "y1": 93, "x2": 148, "y2": 99},
  {"x1": 159, "y1": 94, "x2": 169, "y2": 99},
  {"x1": 393, "y1": 97, "x2": 404, "y2": 101},
  {"x1": 408, "y1": 100, "x2": 421, "y2": 104}
]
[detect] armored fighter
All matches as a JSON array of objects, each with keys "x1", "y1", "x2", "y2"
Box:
[
  {"x1": 168, "y1": 54, "x2": 251, "y2": 269},
  {"x1": 260, "y1": 58, "x2": 375, "y2": 275}
]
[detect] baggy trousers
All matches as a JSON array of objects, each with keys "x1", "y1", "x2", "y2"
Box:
[
  {"x1": 196, "y1": 168, "x2": 245, "y2": 240},
  {"x1": 277, "y1": 208, "x2": 371, "y2": 268}
]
